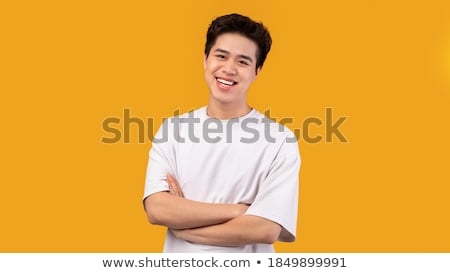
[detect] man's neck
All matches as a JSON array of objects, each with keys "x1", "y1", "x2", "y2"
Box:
[{"x1": 206, "y1": 100, "x2": 252, "y2": 120}]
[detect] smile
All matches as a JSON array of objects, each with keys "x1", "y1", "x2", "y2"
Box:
[{"x1": 216, "y1": 77, "x2": 237, "y2": 86}]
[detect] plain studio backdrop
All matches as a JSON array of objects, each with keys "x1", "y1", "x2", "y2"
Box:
[{"x1": 1, "y1": 0, "x2": 449, "y2": 252}]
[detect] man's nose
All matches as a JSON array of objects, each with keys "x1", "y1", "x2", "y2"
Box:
[{"x1": 222, "y1": 60, "x2": 237, "y2": 76}]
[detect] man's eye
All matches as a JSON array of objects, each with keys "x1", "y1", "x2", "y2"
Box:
[
  {"x1": 215, "y1": 55, "x2": 225, "y2": 59},
  {"x1": 239, "y1": 60, "x2": 249, "y2": 65}
]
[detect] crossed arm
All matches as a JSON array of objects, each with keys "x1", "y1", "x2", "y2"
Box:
[{"x1": 144, "y1": 174, "x2": 281, "y2": 247}]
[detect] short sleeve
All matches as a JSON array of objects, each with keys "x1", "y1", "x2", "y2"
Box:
[
  {"x1": 143, "y1": 119, "x2": 177, "y2": 202},
  {"x1": 245, "y1": 133, "x2": 301, "y2": 242}
]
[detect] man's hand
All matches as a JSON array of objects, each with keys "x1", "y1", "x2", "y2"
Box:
[
  {"x1": 165, "y1": 174, "x2": 248, "y2": 215},
  {"x1": 144, "y1": 174, "x2": 249, "y2": 230}
]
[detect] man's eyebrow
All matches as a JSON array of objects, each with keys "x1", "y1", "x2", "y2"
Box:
[
  {"x1": 214, "y1": 48, "x2": 254, "y2": 63},
  {"x1": 214, "y1": 48, "x2": 229, "y2": 55}
]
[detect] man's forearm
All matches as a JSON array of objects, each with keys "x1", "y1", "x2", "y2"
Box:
[
  {"x1": 144, "y1": 192, "x2": 247, "y2": 229},
  {"x1": 171, "y1": 215, "x2": 282, "y2": 247}
]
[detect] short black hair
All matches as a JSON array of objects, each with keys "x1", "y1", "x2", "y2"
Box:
[{"x1": 204, "y1": 13, "x2": 272, "y2": 71}]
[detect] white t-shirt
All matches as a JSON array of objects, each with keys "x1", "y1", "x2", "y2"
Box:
[{"x1": 143, "y1": 106, "x2": 301, "y2": 253}]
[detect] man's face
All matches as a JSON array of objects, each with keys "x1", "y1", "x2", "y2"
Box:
[{"x1": 204, "y1": 33, "x2": 260, "y2": 106}]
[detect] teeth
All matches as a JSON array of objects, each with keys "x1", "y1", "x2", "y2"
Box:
[{"x1": 217, "y1": 78, "x2": 234, "y2": 86}]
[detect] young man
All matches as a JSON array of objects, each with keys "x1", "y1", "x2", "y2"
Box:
[{"x1": 143, "y1": 13, "x2": 301, "y2": 252}]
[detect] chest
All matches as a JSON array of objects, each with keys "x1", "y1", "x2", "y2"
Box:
[{"x1": 175, "y1": 141, "x2": 277, "y2": 203}]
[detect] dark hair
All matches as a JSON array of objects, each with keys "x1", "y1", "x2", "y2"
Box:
[{"x1": 204, "y1": 13, "x2": 272, "y2": 71}]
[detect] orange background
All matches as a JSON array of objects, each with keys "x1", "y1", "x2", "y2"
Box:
[{"x1": 1, "y1": 0, "x2": 449, "y2": 252}]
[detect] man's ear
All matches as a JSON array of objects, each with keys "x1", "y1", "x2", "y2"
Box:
[
  {"x1": 256, "y1": 66, "x2": 262, "y2": 76},
  {"x1": 203, "y1": 54, "x2": 207, "y2": 70}
]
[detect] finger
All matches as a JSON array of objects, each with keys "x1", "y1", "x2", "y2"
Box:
[
  {"x1": 166, "y1": 175, "x2": 176, "y2": 195},
  {"x1": 168, "y1": 174, "x2": 184, "y2": 197},
  {"x1": 167, "y1": 174, "x2": 182, "y2": 197},
  {"x1": 170, "y1": 175, "x2": 184, "y2": 198},
  {"x1": 165, "y1": 174, "x2": 172, "y2": 192}
]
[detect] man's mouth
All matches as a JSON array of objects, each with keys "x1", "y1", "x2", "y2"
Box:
[{"x1": 216, "y1": 77, "x2": 237, "y2": 88}]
